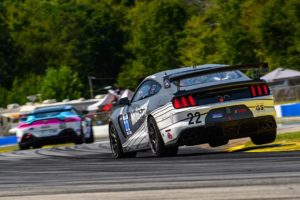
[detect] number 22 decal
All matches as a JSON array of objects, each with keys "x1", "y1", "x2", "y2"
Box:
[{"x1": 187, "y1": 112, "x2": 201, "y2": 125}]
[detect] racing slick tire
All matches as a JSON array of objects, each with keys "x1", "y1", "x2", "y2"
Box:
[
  {"x1": 74, "y1": 131, "x2": 84, "y2": 145},
  {"x1": 19, "y1": 143, "x2": 30, "y2": 150},
  {"x1": 109, "y1": 123, "x2": 136, "y2": 158},
  {"x1": 250, "y1": 130, "x2": 276, "y2": 145},
  {"x1": 85, "y1": 125, "x2": 95, "y2": 144},
  {"x1": 209, "y1": 138, "x2": 229, "y2": 147},
  {"x1": 33, "y1": 144, "x2": 42, "y2": 149},
  {"x1": 148, "y1": 117, "x2": 178, "y2": 157}
]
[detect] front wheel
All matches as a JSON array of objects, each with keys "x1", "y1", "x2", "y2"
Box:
[
  {"x1": 109, "y1": 123, "x2": 136, "y2": 158},
  {"x1": 148, "y1": 117, "x2": 178, "y2": 157}
]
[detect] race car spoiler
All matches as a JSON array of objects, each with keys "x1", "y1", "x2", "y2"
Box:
[{"x1": 163, "y1": 63, "x2": 269, "y2": 88}]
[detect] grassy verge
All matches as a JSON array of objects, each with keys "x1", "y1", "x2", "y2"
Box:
[
  {"x1": 228, "y1": 131, "x2": 300, "y2": 152},
  {"x1": 0, "y1": 145, "x2": 18, "y2": 153},
  {"x1": 246, "y1": 131, "x2": 300, "y2": 147},
  {"x1": 0, "y1": 143, "x2": 74, "y2": 153}
]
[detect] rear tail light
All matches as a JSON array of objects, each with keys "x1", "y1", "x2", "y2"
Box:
[
  {"x1": 188, "y1": 95, "x2": 196, "y2": 106},
  {"x1": 250, "y1": 85, "x2": 257, "y2": 97},
  {"x1": 257, "y1": 85, "x2": 262, "y2": 96},
  {"x1": 24, "y1": 133, "x2": 32, "y2": 139},
  {"x1": 173, "y1": 98, "x2": 182, "y2": 109},
  {"x1": 262, "y1": 84, "x2": 269, "y2": 94},
  {"x1": 172, "y1": 95, "x2": 197, "y2": 109},
  {"x1": 250, "y1": 84, "x2": 270, "y2": 97},
  {"x1": 181, "y1": 96, "x2": 189, "y2": 107}
]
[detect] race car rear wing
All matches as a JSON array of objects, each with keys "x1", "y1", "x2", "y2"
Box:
[{"x1": 163, "y1": 63, "x2": 269, "y2": 88}]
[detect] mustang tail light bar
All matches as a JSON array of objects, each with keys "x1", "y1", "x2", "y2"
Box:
[
  {"x1": 250, "y1": 84, "x2": 270, "y2": 97},
  {"x1": 173, "y1": 95, "x2": 197, "y2": 109}
]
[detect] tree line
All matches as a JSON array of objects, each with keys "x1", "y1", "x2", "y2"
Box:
[{"x1": 0, "y1": 0, "x2": 299, "y2": 107}]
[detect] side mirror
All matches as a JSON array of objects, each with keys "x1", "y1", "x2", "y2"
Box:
[{"x1": 119, "y1": 97, "x2": 130, "y2": 106}]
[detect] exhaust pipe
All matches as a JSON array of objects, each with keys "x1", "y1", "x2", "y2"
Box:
[
  {"x1": 260, "y1": 122, "x2": 269, "y2": 129},
  {"x1": 267, "y1": 120, "x2": 275, "y2": 128}
]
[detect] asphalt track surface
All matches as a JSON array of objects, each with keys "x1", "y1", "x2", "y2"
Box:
[{"x1": 1, "y1": 140, "x2": 300, "y2": 200}]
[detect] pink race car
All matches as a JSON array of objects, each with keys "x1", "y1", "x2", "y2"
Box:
[{"x1": 17, "y1": 105, "x2": 94, "y2": 150}]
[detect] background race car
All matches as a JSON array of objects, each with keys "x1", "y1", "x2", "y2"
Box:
[
  {"x1": 109, "y1": 63, "x2": 276, "y2": 158},
  {"x1": 17, "y1": 105, "x2": 94, "y2": 150}
]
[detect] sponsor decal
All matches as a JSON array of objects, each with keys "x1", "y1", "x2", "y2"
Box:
[
  {"x1": 256, "y1": 104, "x2": 265, "y2": 111},
  {"x1": 130, "y1": 101, "x2": 149, "y2": 126},
  {"x1": 212, "y1": 113, "x2": 224, "y2": 119},
  {"x1": 122, "y1": 113, "x2": 132, "y2": 135},
  {"x1": 167, "y1": 132, "x2": 173, "y2": 139},
  {"x1": 187, "y1": 112, "x2": 201, "y2": 125}
]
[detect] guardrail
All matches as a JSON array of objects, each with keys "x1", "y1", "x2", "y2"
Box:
[{"x1": 272, "y1": 86, "x2": 300, "y2": 103}]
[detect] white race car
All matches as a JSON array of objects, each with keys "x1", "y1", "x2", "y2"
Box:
[
  {"x1": 17, "y1": 105, "x2": 94, "y2": 150},
  {"x1": 109, "y1": 63, "x2": 276, "y2": 158}
]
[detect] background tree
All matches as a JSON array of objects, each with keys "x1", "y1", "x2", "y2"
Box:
[
  {"x1": 6, "y1": 74, "x2": 42, "y2": 105},
  {"x1": 0, "y1": 0, "x2": 299, "y2": 107},
  {"x1": 178, "y1": 3, "x2": 221, "y2": 66},
  {"x1": 254, "y1": 0, "x2": 300, "y2": 70},
  {"x1": 41, "y1": 65, "x2": 83, "y2": 101},
  {"x1": 0, "y1": 1, "x2": 17, "y2": 88},
  {"x1": 117, "y1": 0, "x2": 188, "y2": 88}
]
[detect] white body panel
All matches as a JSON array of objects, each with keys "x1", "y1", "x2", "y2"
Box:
[{"x1": 16, "y1": 121, "x2": 82, "y2": 143}]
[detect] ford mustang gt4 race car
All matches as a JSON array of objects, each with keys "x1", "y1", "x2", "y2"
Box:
[
  {"x1": 17, "y1": 105, "x2": 94, "y2": 150},
  {"x1": 109, "y1": 63, "x2": 277, "y2": 158}
]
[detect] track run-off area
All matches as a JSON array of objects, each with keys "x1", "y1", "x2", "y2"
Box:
[{"x1": 1, "y1": 137, "x2": 300, "y2": 200}]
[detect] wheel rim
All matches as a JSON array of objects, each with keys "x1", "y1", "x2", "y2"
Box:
[
  {"x1": 109, "y1": 126, "x2": 118, "y2": 156},
  {"x1": 148, "y1": 122, "x2": 157, "y2": 153}
]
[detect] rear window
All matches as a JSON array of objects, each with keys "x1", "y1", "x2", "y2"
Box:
[
  {"x1": 34, "y1": 111, "x2": 62, "y2": 118},
  {"x1": 177, "y1": 71, "x2": 242, "y2": 87},
  {"x1": 28, "y1": 109, "x2": 77, "y2": 119}
]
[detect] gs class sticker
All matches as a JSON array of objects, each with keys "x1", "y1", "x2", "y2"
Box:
[{"x1": 255, "y1": 104, "x2": 264, "y2": 111}]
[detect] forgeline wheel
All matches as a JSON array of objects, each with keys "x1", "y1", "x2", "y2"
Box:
[
  {"x1": 251, "y1": 130, "x2": 276, "y2": 145},
  {"x1": 109, "y1": 123, "x2": 136, "y2": 158},
  {"x1": 148, "y1": 117, "x2": 178, "y2": 157}
]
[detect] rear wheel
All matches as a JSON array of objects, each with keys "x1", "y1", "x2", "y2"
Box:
[
  {"x1": 74, "y1": 133, "x2": 84, "y2": 145},
  {"x1": 148, "y1": 117, "x2": 178, "y2": 157},
  {"x1": 85, "y1": 125, "x2": 94, "y2": 144},
  {"x1": 33, "y1": 144, "x2": 42, "y2": 149},
  {"x1": 19, "y1": 143, "x2": 30, "y2": 150},
  {"x1": 109, "y1": 123, "x2": 136, "y2": 158},
  {"x1": 209, "y1": 138, "x2": 229, "y2": 147},
  {"x1": 251, "y1": 130, "x2": 276, "y2": 145}
]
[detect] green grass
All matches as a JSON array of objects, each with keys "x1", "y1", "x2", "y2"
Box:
[
  {"x1": 245, "y1": 131, "x2": 300, "y2": 147},
  {"x1": 0, "y1": 145, "x2": 18, "y2": 153},
  {"x1": 0, "y1": 143, "x2": 74, "y2": 153}
]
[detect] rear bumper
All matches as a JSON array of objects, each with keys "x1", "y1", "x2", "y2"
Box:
[
  {"x1": 176, "y1": 115, "x2": 276, "y2": 146},
  {"x1": 19, "y1": 130, "x2": 80, "y2": 146}
]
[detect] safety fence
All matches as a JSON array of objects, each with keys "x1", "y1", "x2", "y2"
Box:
[{"x1": 272, "y1": 86, "x2": 300, "y2": 104}]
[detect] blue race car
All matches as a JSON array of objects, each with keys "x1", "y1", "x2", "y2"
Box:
[{"x1": 17, "y1": 105, "x2": 94, "y2": 150}]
